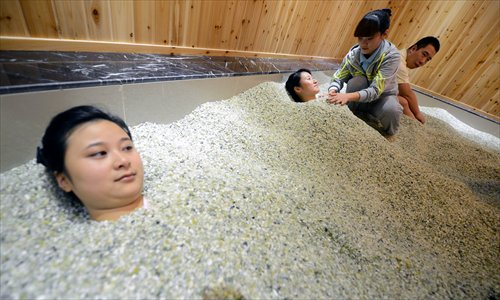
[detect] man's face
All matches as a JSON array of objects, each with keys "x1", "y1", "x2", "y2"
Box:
[{"x1": 406, "y1": 44, "x2": 437, "y2": 69}]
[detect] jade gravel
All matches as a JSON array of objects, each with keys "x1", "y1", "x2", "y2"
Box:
[{"x1": 1, "y1": 82, "x2": 498, "y2": 299}]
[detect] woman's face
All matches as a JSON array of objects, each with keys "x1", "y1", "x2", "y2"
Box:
[
  {"x1": 357, "y1": 31, "x2": 387, "y2": 56},
  {"x1": 295, "y1": 72, "x2": 320, "y2": 102},
  {"x1": 56, "y1": 120, "x2": 144, "y2": 214}
]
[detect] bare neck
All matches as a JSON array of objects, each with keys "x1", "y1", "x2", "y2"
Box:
[{"x1": 89, "y1": 196, "x2": 144, "y2": 221}]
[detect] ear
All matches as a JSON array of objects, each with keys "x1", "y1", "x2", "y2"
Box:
[
  {"x1": 54, "y1": 172, "x2": 73, "y2": 193},
  {"x1": 294, "y1": 86, "x2": 302, "y2": 93}
]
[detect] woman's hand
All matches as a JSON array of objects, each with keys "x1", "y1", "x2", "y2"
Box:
[
  {"x1": 327, "y1": 91, "x2": 359, "y2": 106},
  {"x1": 326, "y1": 89, "x2": 337, "y2": 102}
]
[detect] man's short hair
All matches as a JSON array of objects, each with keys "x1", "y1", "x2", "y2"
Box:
[{"x1": 411, "y1": 36, "x2": 440, "y2": 53}]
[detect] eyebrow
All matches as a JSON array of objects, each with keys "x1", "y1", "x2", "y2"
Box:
[{"x1": 85, "y1": 137, "x2": 131, "y2": 149}]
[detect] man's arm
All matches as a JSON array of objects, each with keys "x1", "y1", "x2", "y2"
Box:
[{"x1": 398, "y1": 82, "x2": 426, "y2": 124}]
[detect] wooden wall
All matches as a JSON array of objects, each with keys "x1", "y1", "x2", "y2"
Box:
[{"x1": 0, "y1": 0, "x2": 498, "y2": 118}]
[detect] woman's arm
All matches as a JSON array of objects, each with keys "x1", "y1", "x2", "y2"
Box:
[{"x1": 358, "y1": 49, "x2": 400, "y2": 103}]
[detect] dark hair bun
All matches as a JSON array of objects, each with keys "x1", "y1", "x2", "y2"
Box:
[{"x1": 354, "y1": 8, "x2": 392, "y2": 37}]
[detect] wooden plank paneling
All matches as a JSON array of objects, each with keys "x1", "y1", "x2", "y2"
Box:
[
  {"x1": 185, "y1": 0, "x2": 202, "y2": 48},
  {"x1": 108, "y1": 0, "x2": 134, "y2": 42},
  {"x1": 153, "y1": 1, "x2": 170, "y2": 45},
  {"x1": 19, "y1": 0, "x2": 58, "y2": 37},
  {"x1": 0, "y1": 0, "x2": 28, "y2": 36},
  {"x1": 236, "y1": 0, "x2": 264, "y2": 52},
  {"x1": 259, "y1": 0, "x2": 286, "y2": 53},
  {"x1": 83, "y1": 0, "x2": 112, "y2": 41},
  {"x1": 178, "y1": 0, "x2": 192, "y2": 46},
  {"x1": 133, "y1": 0, "x2": 154, "y2": 44},
  {"x1": 0, "y1": 0, "x2": 498, "y2": 118},
  {"x1": 462, "y1": 47, "x2": 499, "y2": 112},
  {"x1": 52, "y1": 0, "x2": 88, "y2": 39}
]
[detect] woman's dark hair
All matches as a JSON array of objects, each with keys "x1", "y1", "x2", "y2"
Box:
[
  {"x1": 412, "y1": 36, "x2": 440, "y2": 53},
  {"x1": 36, "y1": 105, "x2": 132, "y2": 174},
  {"x1": 285, "y1": 68, "x2": 312, "y2": 102},
  {"x1": 354, "y1": 8, "x2": 392, "y2": 37}
]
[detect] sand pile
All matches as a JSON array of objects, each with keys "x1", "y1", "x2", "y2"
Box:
[{"x1": 1, "y1": 82, "x2": 498, "y2": 299}]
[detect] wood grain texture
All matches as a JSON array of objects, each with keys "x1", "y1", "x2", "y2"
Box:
[
  {"x1": 84, "y1": 0, "x2": 112, "y2": 41},
  {"x1": 109, "y1": 0, "x2": 134, "y2": 42},
  {"x1": 52, "y1": 0, "x2": 88, "y2": 39},
  {"x1": 19, "y1": 0, "x2": 58, "y2": 37},
  {"x1": 0, "y1": 0, "x2": 497, "y2": 117},
  {"x1": 0, "y1": 0, "x2": 28, "y2": 36}
]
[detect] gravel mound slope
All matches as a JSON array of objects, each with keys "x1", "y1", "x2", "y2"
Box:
[{"x1": 1, "y1": 82, "x2": 498, "y2": 299}]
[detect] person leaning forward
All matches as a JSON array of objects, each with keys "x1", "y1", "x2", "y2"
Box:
[
  {"x1": 397, "y1": 36, "x2": 440, "y2": 124},
  {"x1": 328, "y1": 8, "x2": 402, "y2": 137}
]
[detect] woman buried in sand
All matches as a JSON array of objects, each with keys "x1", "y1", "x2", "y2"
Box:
[
  {"x1": 285, "y1": 68, "x2": 322, "y2": 102},
  {"x1": 37, "y1": 105, "x2": 145, "y2": 221}
]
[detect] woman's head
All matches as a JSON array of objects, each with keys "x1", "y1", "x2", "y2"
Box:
[
  {"x1": 37, "y1": 105, "x2": 144, "y2": 221},
  {"x1": 354, "y1": 8, "x2": 392, "y2": 55},
  {"x1": 38, "y1": 105, "x2": 132, "y2": 173},
  {"x1": 285, "y1": 69, "x2": 320, "y2": 102}
]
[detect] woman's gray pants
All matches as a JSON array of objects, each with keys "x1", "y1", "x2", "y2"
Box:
[{"x1": 346, "y1": 76, "x2": 403, "y2": 135}]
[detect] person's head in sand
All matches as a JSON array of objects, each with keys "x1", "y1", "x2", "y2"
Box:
[
  {"x1": 37, "y1": 105, "x2": 145, "y2": 221},
  {"x1": 285, "y1": 69, "x2": 320, "y2": 102}
]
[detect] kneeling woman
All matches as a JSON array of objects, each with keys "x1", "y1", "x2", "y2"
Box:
[
  {"x1": 285, "y1": 69, "x2": 321, "y2": 102},
  {"x1": 37, "y1": 105, "x2": 145, "y2": 221}
]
